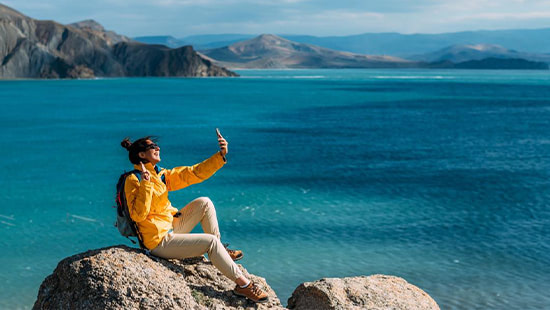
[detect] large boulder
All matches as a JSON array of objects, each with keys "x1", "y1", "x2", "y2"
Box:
[
  {"x1": 33, "y1": 245, "x2": 282, "y2": 309},
  {"x1": 287, "y1": 275, "x2": 440, "y2": 310}
]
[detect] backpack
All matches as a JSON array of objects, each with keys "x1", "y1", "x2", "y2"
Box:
[{"x1": 114, "y1": 167, "x2": 166, "y2": 248}]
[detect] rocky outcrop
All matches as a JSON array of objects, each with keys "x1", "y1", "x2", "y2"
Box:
[
  {"x1": 33, "y1": 245, "x2": 281, "y2": 309},
  {"x1": 34, "y1": 246, "x2": 440, "y2": 310},
  {"x1": 0, "y1": 4, "x2": 236, "y2": 78},
  {"x1": 287, "y1": 275, "x2": 440, "y2": 310}
]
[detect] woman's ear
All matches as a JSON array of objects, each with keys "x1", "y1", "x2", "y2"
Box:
[{"x1": 138, "y1": 151, "x2": 146, "y2": 159}]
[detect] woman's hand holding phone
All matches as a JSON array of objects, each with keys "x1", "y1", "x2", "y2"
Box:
[{"x1": 216, "y1": 128, "x2": 228, "y2": 156}]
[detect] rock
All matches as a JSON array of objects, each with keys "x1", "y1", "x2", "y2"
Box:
[
  {"x1": 33, "y1": 245, "x2": 282, "y2": 310},
  {"x1": 287, "y1": 275, "x2": 440, "y2": 310},
  {"x1": 33, "y1": 245, "x2": 441, "y2": 310}
]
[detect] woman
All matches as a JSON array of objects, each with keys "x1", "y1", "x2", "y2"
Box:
[{"x1": 120, "y1": 134, "x2": 268, "y2": 303}]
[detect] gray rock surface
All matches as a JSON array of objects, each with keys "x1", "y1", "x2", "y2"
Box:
[
  {"x1": 287, "y1": 275, "x2": 440, "y2": 310},
  {"x1": 33, "y1": 245, "x2": 441, "y2": 310},
  {"x1": 0, "y1": 4, "x2": 236, "y2": 78},
  {"x1": 33, "y1": 245, "x2": 282, "y2": 310}
]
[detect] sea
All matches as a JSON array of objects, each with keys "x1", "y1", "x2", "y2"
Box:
[{"x1": 1, "y1": 69, "x2": 549, "y2": 309}]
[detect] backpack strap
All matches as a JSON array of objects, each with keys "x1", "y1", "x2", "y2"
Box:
[
  {"x1": 131, "y1": 169, "x2": 141, "y2": 182},
  {"x1": 132, "y1": 167, "x2": 166, "y2": 184},
  {"x1": 155, "y1": 166, "x2": 167, "y2": 184}
]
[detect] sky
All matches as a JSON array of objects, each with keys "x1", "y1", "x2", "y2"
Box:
[{"x1": 3, "y1": 0, "x2": 550, "y2": 38}]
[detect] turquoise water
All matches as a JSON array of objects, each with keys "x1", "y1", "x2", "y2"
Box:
[{"x1": 1, "y1": 69, "x2": 550, "y2": 309}]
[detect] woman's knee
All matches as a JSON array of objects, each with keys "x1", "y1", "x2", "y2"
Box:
[
  {"x1": 204, "y1": 234, "x2": 221, "y2": 252},
  {"x1": 196, "y1": 196, "x2": 215, "y2": 212}
]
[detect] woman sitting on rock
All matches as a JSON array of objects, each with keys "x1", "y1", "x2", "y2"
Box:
[{"x1": 120, "y1": 133, "x2": 268, "y2": 303}]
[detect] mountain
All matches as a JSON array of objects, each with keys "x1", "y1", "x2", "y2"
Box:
[
  {"x1": 0, "y1": 4, "x2": 235, "y2": 78},
  {"x1": 200, "y1": 34, "x2": 547, "y2": 70},
  {"x1": 133, "y1": 36, "x2": 188, "y2": 48},
  {"x1": 412, "y1": 44, "x2": 550, "y2": 63},
  {"x1": 200, "y1": 34, "x2": 416, "y2": 69},
  {"x1": 153, "y1": 29, "x2": 550, "y2": 57},
  {"x1": 284, "y1": 29, "x2": 550, "y2": 57}
]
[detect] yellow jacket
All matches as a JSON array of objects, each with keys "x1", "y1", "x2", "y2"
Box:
[{"x1": 124, "y1": 152, "x2": 226, "y2": 249}]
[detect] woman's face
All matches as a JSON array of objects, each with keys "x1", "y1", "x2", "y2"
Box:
[{"x1": 139, "y1": 140, "x2": 161, "y2": 165}]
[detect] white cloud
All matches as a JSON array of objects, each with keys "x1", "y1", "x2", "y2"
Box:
[{"x1": 3, "y1": 0, "x2": 550, "y2": 36}]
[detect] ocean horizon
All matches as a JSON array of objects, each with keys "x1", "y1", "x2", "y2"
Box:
[{"x1": 1, "y1": 69, "x2": 549, "y2": 309}]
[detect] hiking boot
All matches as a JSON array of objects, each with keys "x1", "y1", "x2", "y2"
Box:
[
  {"x1": 233, "y1": 281, "x2": 269, "y2": 303},
  {"x1": 223, "y1": 243, "x2": 244, "y2": 261}
]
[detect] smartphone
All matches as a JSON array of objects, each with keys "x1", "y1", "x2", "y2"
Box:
[{"x1": 216, "y1": 128, "x2": 222, "y2": 137}]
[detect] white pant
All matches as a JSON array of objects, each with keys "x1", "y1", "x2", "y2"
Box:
[{"x1": 151, "y1": 197, "x2": 242, "y2": 281}]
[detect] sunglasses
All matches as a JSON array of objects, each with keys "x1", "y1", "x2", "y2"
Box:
[{"x1": 144, "y1": 142, "x2": 159, "y2": 151}]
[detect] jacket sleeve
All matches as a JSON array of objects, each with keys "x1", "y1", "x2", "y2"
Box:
[
  {"x1": 124, "y1": 174, "x2": 154, "y2": 223},
  {"x1": 164, "y1": 152, "x2": 226, "y2": 192}
]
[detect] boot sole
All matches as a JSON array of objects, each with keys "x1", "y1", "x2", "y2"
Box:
[{"x1": 232, "y1": 254, "x2": 243, "y2": 262}]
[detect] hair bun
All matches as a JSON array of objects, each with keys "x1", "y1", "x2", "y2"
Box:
[{"x1": 121, "y1": 138, "x2": 132, "y2": 151}]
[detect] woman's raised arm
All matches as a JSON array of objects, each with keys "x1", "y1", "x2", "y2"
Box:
[{"x1": 164, "y1": 152, "x2": 226, "y2": 191}]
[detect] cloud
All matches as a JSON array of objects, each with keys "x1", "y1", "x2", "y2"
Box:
[
  {"x1": 172, "y1": 9, "x2": 386, "y2": 36},
  {"x1": 3, "y1": 0, "x2": 550, "y2": 36}
]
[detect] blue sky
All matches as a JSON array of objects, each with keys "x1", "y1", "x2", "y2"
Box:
[{"x1": 3, "y1": 0, "x2": 550, "y2": 37}]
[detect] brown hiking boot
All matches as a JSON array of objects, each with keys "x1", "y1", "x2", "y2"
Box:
[
  {"x1": 224, "y1": 243, "x2": 244, "y2": 261},
  {"x1": 233, "y1": 281, "x2": 269, "y2": 303}
]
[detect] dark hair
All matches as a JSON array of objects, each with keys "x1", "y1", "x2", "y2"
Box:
[{"x1": 120, "y1": 136, "x2": 158, "y2": 165}]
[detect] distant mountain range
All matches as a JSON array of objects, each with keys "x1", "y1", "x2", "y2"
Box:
[
  {"x1": 194, "y1": 34, "x2": 547, "y2": 70},
  {"x1": 412, "y1": 44, "x2": 550, "y2": 64},
  {"x1": 134, "y1": 30, "x2": 550, "y2": 70},
  {"x1": 199, "y1": 34, "x2": 416, "y2": 69},
  {"x1": 135, "y1": 28, "x2": 550, "y2": 57},
  {"x1": 0, "y1": 4, "x2": 235, "y2": 78}
]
